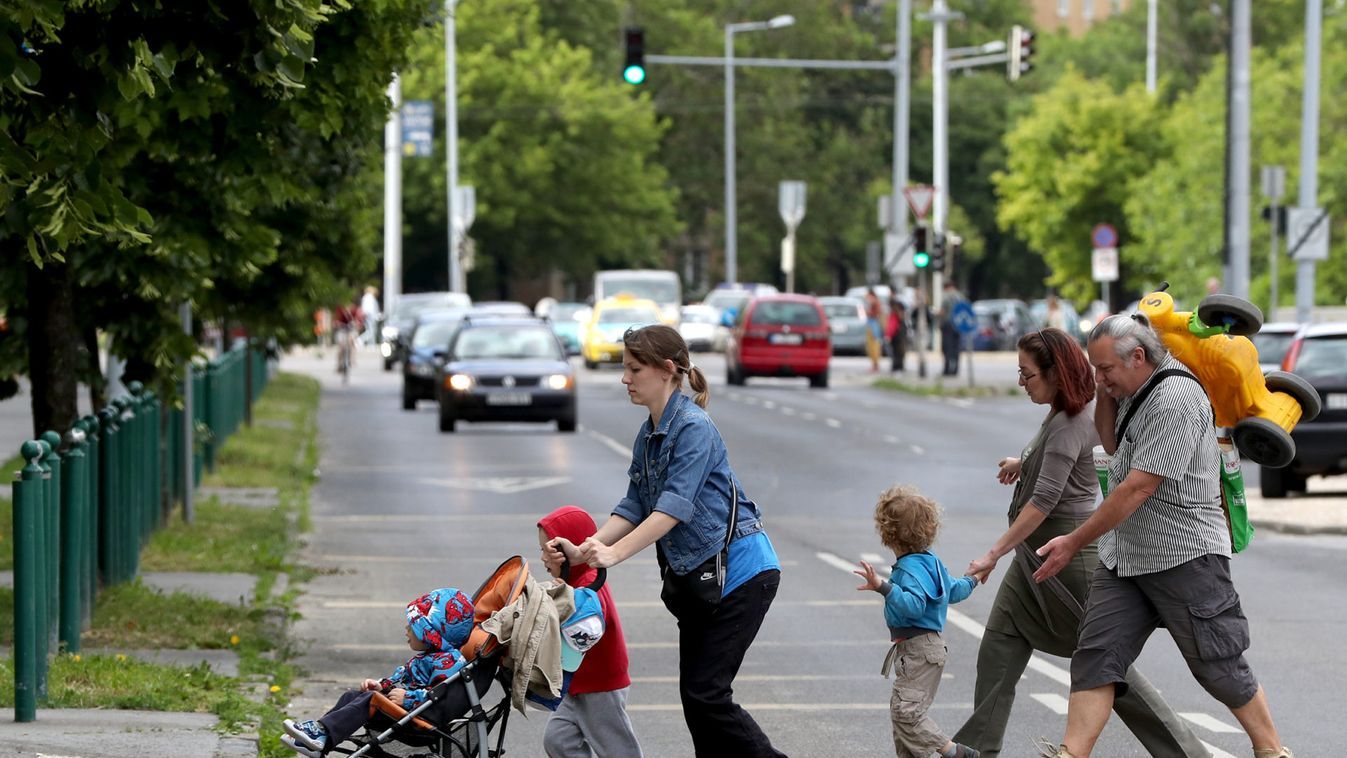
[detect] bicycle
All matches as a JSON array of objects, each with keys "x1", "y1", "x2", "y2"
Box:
[{"x1": 335, "y1": 326, "x2": 355, "y2": 384}]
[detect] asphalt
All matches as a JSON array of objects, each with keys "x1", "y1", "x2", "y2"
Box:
[{"x1": 0, "y1": 346, "x2": 1342, "y2": 756}]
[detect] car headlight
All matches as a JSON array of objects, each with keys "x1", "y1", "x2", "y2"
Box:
[
  {"x1": 545, "y1": 373, "x2": 573, "y2": 390},
  {"x1": 381, "y1": 325, "x2": 399, "y2": 340},
  {"x1": 446, "y1": 373, "x2": 473, "y2": 391}
]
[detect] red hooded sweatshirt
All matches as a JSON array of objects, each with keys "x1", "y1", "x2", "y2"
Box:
[{"x1": 538, "y1": 506, "x2": 631, "y2": 694}]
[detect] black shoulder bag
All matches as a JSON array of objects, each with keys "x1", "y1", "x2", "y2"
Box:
[
  {"x1": 660, "y1": 483, "x2": 739, "y2": 608},
  {"x1": 1116, "y1": 368, "x2": 1199, "y2": 442}
]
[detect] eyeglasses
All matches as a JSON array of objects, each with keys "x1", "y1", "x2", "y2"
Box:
[{"x1": 1017, "y1": 371, "x2": 1038, "y2": 383}]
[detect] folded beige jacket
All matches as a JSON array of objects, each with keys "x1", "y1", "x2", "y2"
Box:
[{"x1": 480, "y1": 575, "x2": 575, "y2": 713}]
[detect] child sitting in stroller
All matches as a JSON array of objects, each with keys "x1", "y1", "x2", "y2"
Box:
[{"x1": 282, "y1": 587, "x2": 475, "y2": 757}]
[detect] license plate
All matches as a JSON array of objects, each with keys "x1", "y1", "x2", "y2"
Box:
[
  {"x1": 1328, "y1": 393, "x2": 1347, "y2": 410},
  {"x1": 830, "y1": 324, "x2": 846, "y2": 334},
  {"x1": 486, "y1": 392, "x2": 532, "y2": 406},
  {"x1": 769, "y1": 333, "x2": 804, "y2": 345}
]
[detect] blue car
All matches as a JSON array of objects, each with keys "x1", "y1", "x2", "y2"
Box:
[
  {"x1": 544, "y1": 302, "x2": 589, "y2": 356},
  {"x1": 402, "y1": 309, "x2": 470, "y2": 409}
]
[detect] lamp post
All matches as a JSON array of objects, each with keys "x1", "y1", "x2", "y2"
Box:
[
  {"x1": 724, "y1": 14, "x2": 795, "y2": 286},
  {"x1": 445, "y1": 0, "x2": 464, "y2": 294}
]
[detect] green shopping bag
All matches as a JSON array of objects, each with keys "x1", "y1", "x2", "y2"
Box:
[{"x1": 1218, "y1": 438, "x2": 1254, "y2": 553}]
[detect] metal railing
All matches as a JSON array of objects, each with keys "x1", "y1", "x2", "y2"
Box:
[{"x1": 8, "y1": 343, "x2": 271, "y2": 721}]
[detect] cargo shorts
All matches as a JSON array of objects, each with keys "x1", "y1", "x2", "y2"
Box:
[{"x1": 1070, "y1": 554, "x2": 1260, "y2": 709}]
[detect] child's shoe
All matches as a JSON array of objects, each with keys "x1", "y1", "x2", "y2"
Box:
[
  {"x1": 943, "y1": 744, "x2": 980, "y2": 758},
  {"x1": 1253, "y1": 749, "x2": 1293, "y2": 758},
  {"x1": 282, "y1": 718, "x2": 327, "y2": 754}
]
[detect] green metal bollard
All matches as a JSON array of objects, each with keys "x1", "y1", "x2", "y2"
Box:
[
  {"x1": 80, "y1": 416, "x2": 99, "y2": 627},
  {"x1": 60, "y1": 428, "x2": 86, "y2": 653},
  {"x1": 39, "y1": 431, "x2": 62, "y2": 664},
  {"x1": 34, "y1": 439, "x2": 53, "y2": 701},
  {"x1": 14, "y1": 440, "x2": 44, "y2": 722},
  {"x1": 97, "y1": 407, "x2": 118, "y2": 585}
]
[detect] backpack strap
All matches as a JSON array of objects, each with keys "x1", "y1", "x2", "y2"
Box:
[{"x1": 1115, "y1": 368, "x2": 1201, "y2": 443}]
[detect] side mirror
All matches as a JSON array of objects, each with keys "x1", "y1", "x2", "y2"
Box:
[
  {"x1": 720, "y1": 309, "x2": 736, "y2": 328},
  {"x1": 432, "y1": 349, "x2": 448, "y2": 363}
]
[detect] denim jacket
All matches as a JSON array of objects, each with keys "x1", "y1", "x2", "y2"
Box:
[{"x1": 613, "y1": 392, "x2": 766, "y2": 574}]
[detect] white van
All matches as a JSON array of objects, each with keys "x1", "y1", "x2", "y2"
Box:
[{"x1": 593, "y1": 269, "x2": 682, "y2": 324}]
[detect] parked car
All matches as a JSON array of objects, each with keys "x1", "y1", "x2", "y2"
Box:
[
  {"x1": 381, "y1": 291, "x2": 473, "y2": 370},
  {"x1": 470, "y1": 301, "x2": 533, "y2": 317},
  {"x1": 725, "y1": 294, "x2": 831, "y2": 388},
  {"x1": 401, "y1": 308, "x2": 471, "y2": 410},
  {"x1": 1260, "y1": 322, "x2": 1347, "y2": 497},
  {"x1": 704, "y1": 283, "x2": 778, "y2": 327},
  {"x1": 582, "y1": 295, "x2": 662, "y2": 369},
  {"x1": 1250, "y1": 322, "x2": 1302, "y2": 374},
  {"x1": 435, "y1": 317, "x2": 577, "y2": 433},
  {"x1": 678, "y1": 304, "x2": 725, "y2": 352},
  {"x1": 1078, "y1": 299, "x2": 1110, "y2": 336},
  {"x1": 1030, "y1": 298, "x2": 1085, "y2": 345},
  {"x1": 542, "y1": 302, "x2": 590, "y2": 356},
  {"x1": 969, "y1": 307, "x2": 1007, "y2": 351},
  {"x1": 971, "y1": 299, "x2": 1038, "y2": 350},
  {"x1": 819, "y1": 296, "x2": 870, "y2": 356}
]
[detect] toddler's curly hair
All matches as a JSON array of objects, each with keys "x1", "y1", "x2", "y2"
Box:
[{"x1": 873, "y1": 485, "x2": 941, "y2": 555}]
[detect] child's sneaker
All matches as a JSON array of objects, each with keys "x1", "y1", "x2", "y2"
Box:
[
  {"x1": 281, "y1": 734, "x2": 321, "y2": 757},
  {"x1": 282, "y1": 718, "x2": 327, "y2": 754}
]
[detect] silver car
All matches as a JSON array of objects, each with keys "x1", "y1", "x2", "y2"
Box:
[{"x1": 819, "y1": 296, "x2": 870, "y2": 355}]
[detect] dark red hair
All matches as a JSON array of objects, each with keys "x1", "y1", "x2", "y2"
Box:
[{"x1": 1017, "y1": 327, "x2": 1095, "y2": 416}]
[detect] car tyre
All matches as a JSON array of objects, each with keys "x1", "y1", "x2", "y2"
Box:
[
  {"x1": 584, "y1": 357, "x2": 598, "y2": 370},
  {"x1": 809, "y1": 371, "x2": 829, "y2": 389},
  {"x1": 402, "y1": 391, "x2": 416, "y2": 411},
  {"x1": 727, "y1": 364, "x2": 745, "y2": 386},
  {"x1": 1197, "y1": 294, "x2": 1263, "y2": 337},
  {"x1": 1263, "y1": 370, "x2": 1323, "y2": 422},
  {"x1": 1259, "y1": 465, "x2": 1289, "y2": 499},
  {"x1": 438, "y1": 409, "x2": 456, "y2": 433},
  {"x1": 1233, "y1": 416, "x2": 1295, "y2": 468},
  {"x1": 557, "y1": 415, "x2": 577, "y2": 433}
]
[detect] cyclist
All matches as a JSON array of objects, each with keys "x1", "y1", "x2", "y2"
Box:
[{"x1": 333, "y1": 300, "x2": 364, "y2": 378}]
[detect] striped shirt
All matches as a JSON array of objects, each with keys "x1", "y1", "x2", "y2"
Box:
[{"x1": 1099, "y1": 354, "x2": 1231, "y2": 576}]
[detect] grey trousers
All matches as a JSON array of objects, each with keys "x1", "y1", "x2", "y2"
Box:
[
  {"x1": 953, "y1": 627, "x2": 1209, "y2": 757},
  {"x1": 543, "y1": 687, "x2": 644, "y2": 758},
  {"x1": 886, "y1": 632, "x2": 951, "y2": 758}
]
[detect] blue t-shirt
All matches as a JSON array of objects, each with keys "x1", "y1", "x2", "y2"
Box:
[{"x1": 723, "y1": 531, "x2": 780, "y2": 597}]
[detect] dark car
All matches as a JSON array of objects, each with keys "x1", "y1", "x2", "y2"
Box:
[
  {"x1": 725, "y1": 294, "x2": 831, "y2": 388},
  {"x1": 435, "y1": 318, "x2": 577, "y2": 433},
  {"x1": 381, "y1": 292, "x2": 473, "y2": 370},
  {"x1": 1259, "y1": 322, "x2": 1347, "y2": 497},
  {"x1": 401, "y1": 309, "x2": 471, "y2": 409},
  {"x1": 1250, "y1": 322, "x2": 1301, "y2": 374},
  {"x1": 971, "y1": 299, "x2": 1038, "y2": 351}
]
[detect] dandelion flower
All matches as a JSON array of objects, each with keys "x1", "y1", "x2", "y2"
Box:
[
  {"x1": 116, "y1": 654, "x2": 127, "y2": 662},
  {"x1": 72, "y1": 654, "x2": 82, "y2": 663},
  {"x1": 270, "y1": 685, "x2": 281, "y2": 693},
  {"x1": 230, "y1": 634, "x2": 241, "y2": 646}
]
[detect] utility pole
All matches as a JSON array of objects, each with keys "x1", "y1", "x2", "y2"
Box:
[
  {"x1": 924, "y1": 0, "x2": 963, "y2": 314},
  {"x1": 383, "y1": 75, "x2": 402, "y2": 318},
  {"x1": 1296, "y1": 0, "x2": 1322, "y2": 324},
  {"x1": 1146, "y1": 0, "x2": 1158, "y2": 93},
  {"x1": 444, "y1": 0, "x2": 463, "y2": 294},
  {"x1": 1226, "y1": 0, "x2": 1251, "y2": 300}
]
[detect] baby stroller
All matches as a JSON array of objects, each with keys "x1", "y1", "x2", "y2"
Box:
[{"x1": 333, "y1": 556, "x2": 530, "y2": 758}]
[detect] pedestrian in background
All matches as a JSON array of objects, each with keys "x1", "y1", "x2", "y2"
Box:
[
  {"x1": 885, "y1": 295, "x2": 907, "y2": 374},
  {"x1": 954, "y1": 328, "x2": 1206, "y2": 757},
  {"x1": 1034, "y1": 315, "x2": 1292, "y2": 758},
  {"x1": 864, "y1": 287, "x2": 884, "y2": 372},
  {"x1": 854, "y1": 485, "x2": 979, "y2": 758},
  {"x1": 548, "y1": 324, "x2": 785, "y2": 758},
  {"x1": 939, "y1": 281, "x2": 965, "y2": 376},
  {"x1": 1044, "y1": 295, "x2": 1068, "y2": 331},
  {"x1": 360, "y1": 286, "x2": 381, "y2": 345}
]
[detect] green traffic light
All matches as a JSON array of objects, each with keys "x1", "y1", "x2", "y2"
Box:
[
  {"x1": 623, "y1": 65, "x2": 646, "y2": 85},
  {"x1": 913, "y1": 251, "x2": 930, "y2": 268}
]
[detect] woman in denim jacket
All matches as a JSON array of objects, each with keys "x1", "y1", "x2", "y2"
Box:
[{"x1": 550, "y1": 324, "x2": 785, "y2": 757}]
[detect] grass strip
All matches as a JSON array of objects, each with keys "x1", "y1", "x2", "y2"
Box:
[
  {"x1": 872, "y1": 376, "x2": 1021, "y2": 398},
  {"x1": 0, "y1": 654, "x2": 259, "y2": 729}
]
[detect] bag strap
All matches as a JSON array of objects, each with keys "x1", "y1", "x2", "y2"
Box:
[
  {"x1": 723, "y1": 480, "x2": 739, "y2": 553},
  {"x1": 1116, "y1": 368, "x2": 1200, "y2": 442}
]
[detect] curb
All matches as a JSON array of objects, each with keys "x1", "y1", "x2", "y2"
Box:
[{"x1": 1248, "y1": 518, "x2": 1347, "y2": 537}]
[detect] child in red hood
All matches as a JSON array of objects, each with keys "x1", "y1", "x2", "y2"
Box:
[{"x1": 538, "y1": 506, "x2": 643, "y2": 758}]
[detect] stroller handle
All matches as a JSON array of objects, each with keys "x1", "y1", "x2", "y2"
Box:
[{"x1": 557, "y1": 560, "x2": 607, "y2": 593}]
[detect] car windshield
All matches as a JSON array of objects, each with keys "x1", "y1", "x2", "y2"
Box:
[
  {"x1": 751, "y1": 302, "x2": 822, "y2": 327},
  {"x1": 1294, "y1": 335, "x2": 1347, "y2": 382},
  {"x1": 1251, "y1": 332, "x2": 1297, "y2": 366},
  {"x1": 551, "y1": 304, "x2": 587, "y2": 321},
  {"x1": 704, "y1": 291, "x2": 751, "y2": 311},
  {"x1": 453, "y1": 326, "x2": 562, "y2": 360},
  {"x1": 681, "y1": 309, "x2": 718, "y2": 324},
  {"x1": 604, "y1": 281, "x2": 679, "y2": 303},
  {"x1": 599, "y1": 307, "x2": 660, "y2": 324},
  {"x1": 823, "y1": 303, "x2": 862, "y2": 320},
  {"x1": 396, "y1": 293, "x2": 471, "y2": 319},
  {"x1": 412, "y1": 320, "x2": 463, "y2": 349}
]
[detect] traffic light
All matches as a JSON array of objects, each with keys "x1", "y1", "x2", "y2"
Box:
[
  {"x1": 1008, "y1": 25, "x2": 1035, "y2": 82},
  {"x1": 929, "y1": 233, "x2": 945, "y2": 271},
  {"x1": 912, "y1": 225, "x2": 930, "y2": 268},
  {"x1": 623, "y1": 27, "x2": 646, "y2": 85}
]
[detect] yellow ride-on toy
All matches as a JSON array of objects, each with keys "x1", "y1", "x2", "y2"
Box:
[{"x1": 1136, "y1": 283, "x2": 1321, "y2": 468}]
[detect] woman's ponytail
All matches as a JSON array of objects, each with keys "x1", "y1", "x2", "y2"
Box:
[{"x1": 687, "y1": 364, "x2": 710, "y2": 408}]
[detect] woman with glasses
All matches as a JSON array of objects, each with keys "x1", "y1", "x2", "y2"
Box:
[
  {"x1": 952, "y1": 328, "x2": 1205, "y2": 756},
  {"x1": 549, "y1": 324, "x2": 785, "y2": 758}
]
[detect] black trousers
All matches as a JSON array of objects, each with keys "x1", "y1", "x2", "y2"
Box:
[
  {"x1": 664, "y1": 569, "x2": 786, "y2": 758},
  {"x1": 318, "y1": 689, "x2": 379, "y2": 747},
  {"x1": 890, "y1": 331, "x2": 906, "y2": 372}
]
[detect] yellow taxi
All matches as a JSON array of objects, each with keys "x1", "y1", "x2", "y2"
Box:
[{"x1": 582, "y1": 295, "x2": 663, "y2": 369}]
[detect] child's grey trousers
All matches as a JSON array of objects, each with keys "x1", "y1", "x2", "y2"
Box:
[
  {"x1": 544, "y1": 687, "x2": 643, "y2": 758},
  {"x1": 884, "y1": 631, "x2": 951, "y2": 758}
]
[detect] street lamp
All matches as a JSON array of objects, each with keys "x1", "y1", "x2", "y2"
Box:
[{"x1": 724, "y1": 14, "x2": 795, "y2": 285}]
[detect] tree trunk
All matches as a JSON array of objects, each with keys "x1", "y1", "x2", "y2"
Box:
[
  {"x1": 84, "y1": 324, "x2": 106, "y2": 412},
  {"x1": 26, "y1": 261, "x2": 81, "y2": 438}
]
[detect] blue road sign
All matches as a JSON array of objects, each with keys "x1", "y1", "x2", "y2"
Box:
[
  {"x1": 401, "y1": 100, "x2": 434, "y2": 158},
  {"x1": 951, "y1": 301, "x2": 977, "y2": 335},
  {"x1": 1091, "y1": 223, "x2": 1118, "y2": 249}
]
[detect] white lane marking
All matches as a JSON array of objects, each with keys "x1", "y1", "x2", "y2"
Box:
[
  {"x1": 762, "y1": 400, "x2": 777, "y2": 409},
  {"x1": 946, "y1": 397, "x2": 975, "y2": 409},
  {"x1": 910, "y1": 444, "x2": 926, "y2": 455},
  {"x1": 781, "y1": 406, "x2": 797, "y2": 416},
  {"x1": 629, "y1": 702, "x2": 968, "y2": 712},
  {"x1": 627, "y1": 640, "x2": 889, "y2": 650},
  {"x1": 861, "y1": 552, "x2": 886, "y2": 564},
  {"x1": 583, "y1": 426, "x2": 631, "y2": 459},
  {"x1": 633, "y1": 674, "x2": 879, "y2": 683},
  {"x1": 1030, "y1": 692, "x2": 1069, "y2": 714},
  {"x1": 818, "y1": 551, "x2": 1242, "y2": 756},
  {"x1": 619, "y1": 598, "x2": 871, "y2": 608},
  {"x1": 816, "y1": 551, "x2": 861, "y2": 573},
  {"x1": 802, "y1": 412, "x2": 817, "y2": 421},
  {"x1": 825, "y1": 418, "x2": 842, "y2": 428},
  {"x1": 1180, "y1": 713, "x2": 1242, "y2": 734},
  {"x1": 883, "y1": 435, "x2": 900, "y2": 444},
  {"x1": 416, "y1": 476, "x2": 569, "y2": 494}
]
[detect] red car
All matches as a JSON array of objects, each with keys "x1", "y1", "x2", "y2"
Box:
[{"x1": 725, "y1": 294, "x2": 831, "y2": 388}]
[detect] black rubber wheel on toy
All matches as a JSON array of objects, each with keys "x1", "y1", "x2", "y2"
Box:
[
  {"x1": 1263, "y1": 370, "x2": 1322, "y2": 422},
  {"x1": 1197, "y1": 294, "x2": 1263, "y2": 336},
  {"x1": 1259, "y1": 465, "x2": 1288, "y2": 499},
  {"x1": 1233, "y1": 416, "x2": 1295, "y2": 468}
]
